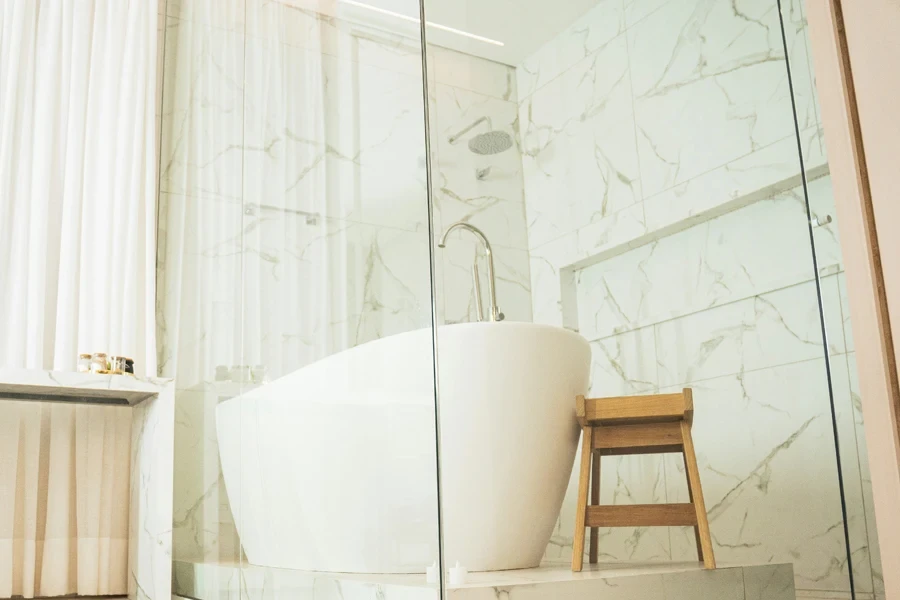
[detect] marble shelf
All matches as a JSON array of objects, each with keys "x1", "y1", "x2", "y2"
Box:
[
  {"x1": 0, "y1": 369, "x2": 174, "y2": 600},
  {"x1": 0, "y1": 368, "x2": 170, "y2": 405}
]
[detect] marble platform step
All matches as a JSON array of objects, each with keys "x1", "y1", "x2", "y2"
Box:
[{"x1": 174, "y1": 560, "x2": 795, "y2": 600}]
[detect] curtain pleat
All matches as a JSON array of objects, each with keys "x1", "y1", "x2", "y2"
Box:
[
  {"x1": 0, "y1": 404, "x2": 131, "y2": 598},
  {"x1": 0, "y1": 1, "x2": 158, "y2": 597}
]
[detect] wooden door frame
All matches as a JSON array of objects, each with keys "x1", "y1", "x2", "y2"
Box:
[{"x1": 807, "y1": 1, "x2": 900, "y2": 598}]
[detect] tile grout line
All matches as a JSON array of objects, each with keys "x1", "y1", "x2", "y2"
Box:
[
  {"x1": 525, "y1": 128, "x2": 829, "y2": 257},
  {"x1": 652, "y1": 352, "x2": 852, "y2": 396},
  {"x1": 583, "y1": 270, "x2": 847, "y2": 346}
]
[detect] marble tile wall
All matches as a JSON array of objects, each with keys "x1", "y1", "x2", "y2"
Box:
[
  {"x1": 157, "y1": 0, "x2": 531, "y2": 574},
  {"x1": 537, "y1": 178, "x2": 883, "y2": 600},
  {"x1": 129, "y1": 381, "x2": 176, "y2": 600},
  {"x1": 517, "y1": 0, "x2": 881, "y2": 598},
  {"x1": 518, "y1": 0, "x2": 829, "y2": 331}
]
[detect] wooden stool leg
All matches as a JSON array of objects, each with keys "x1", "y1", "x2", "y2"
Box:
[
  {"x1": 589, "y1": 452, "x2": 600, "y2": 563},
  {"x1": 572, "y1": 426, "x2": 593, "y2": 572},
  {"x1": 683, "y1": 454, "x2": 705, "y2": 564},
  {"x1": 681, "y1": 421, "x2": 715, "y2": 569}
]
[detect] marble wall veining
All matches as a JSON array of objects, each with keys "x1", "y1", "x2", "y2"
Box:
[
  {"x1": 518, "y1": 0, "x2": 824, "y2": 264},
  {"x1": 516, "y1": 0, "x2": 882, "y2": 598},
  {"x1": 157, "y1": 0, "x2": 531, "y2": 576}
]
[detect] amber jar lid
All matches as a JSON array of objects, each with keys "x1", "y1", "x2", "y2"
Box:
[{"x1": 78, "y1": 353, "x2": 92, "y2": 359}]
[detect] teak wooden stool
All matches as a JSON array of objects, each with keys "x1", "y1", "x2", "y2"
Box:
[{"x1": 571, "y1": 389, "x2": 715, "y2": 571}]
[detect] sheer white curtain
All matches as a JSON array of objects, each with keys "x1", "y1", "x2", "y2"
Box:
[
  {"x1": 158, "y1": 2, "x2": 332, "y2": 390},
  {"x1": 0, "y1": 1, "x2": 158, "y2": 597},
  {"x1": 157, "y1": 1, "x2": 338, "y2": 565},
  {"x1": 240, "y1": 12, "x2": 333, "y2": 382}
]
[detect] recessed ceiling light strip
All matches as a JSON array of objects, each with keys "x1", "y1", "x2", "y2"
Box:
[{"x1": 338, "y1": 0, "x2": 505, "y2": 46}]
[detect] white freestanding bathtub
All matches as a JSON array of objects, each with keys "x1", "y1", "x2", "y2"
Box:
[{"x1": 216, "y1": 322, "x2": 591, "y2": 573}]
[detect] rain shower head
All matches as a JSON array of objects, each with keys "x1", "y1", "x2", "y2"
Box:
[
  {"x1": 468, "y1": 130, "x2": 513, "y2": 155},
  {"x1": 448, "y1": 116, "x2": 513, "y2": 155}
]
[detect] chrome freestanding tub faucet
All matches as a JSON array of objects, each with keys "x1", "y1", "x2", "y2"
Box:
[{"x1": 438, "y1": 222, "x2": 504, "y2": 322}]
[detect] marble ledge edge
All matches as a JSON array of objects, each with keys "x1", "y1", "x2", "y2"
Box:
[
  {"x1": 0, "y1": 368, "x2": 173, "y2": 405},
  {"x1": 446, "y1": 563, "x2": 794, "y2": 600},
  {"x1": 527, "y1": 130, "x2": 830, "y2": 330},
  {"x1": 532, "y1": 147, "x2": 831, "y2": 278}
]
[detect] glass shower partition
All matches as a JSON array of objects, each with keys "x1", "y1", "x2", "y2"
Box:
[
  {"x1": 157, "y1": 0, "x2": 888, "y2": 597},
  {"x1": 418, "y1": 0, "x2": 881, "y2": 598},
  {"x1": 158, "y1": 0, "x2": 444, "y2": 597},
  {"x1": 779, "y1": 0, "x2": 886, "y2": 597}
]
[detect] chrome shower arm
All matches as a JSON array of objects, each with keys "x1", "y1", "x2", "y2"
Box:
[{"x1": 448, "y1": 117, "x2": 493, "y2": 144}]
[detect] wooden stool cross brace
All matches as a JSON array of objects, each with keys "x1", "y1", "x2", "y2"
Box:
[{"x1": 571, "y1": 389, "x2": 715, "y2": 571}]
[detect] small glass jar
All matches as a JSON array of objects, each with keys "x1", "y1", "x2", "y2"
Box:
[
  {"x1": 251, "y1": 364, "x2": 268, "y2": 384},
  {"x1": 110, "y1": 356, "x2": 128, "y2": 374},
  {"x1": 77, "y1": 354, "x2": 92, "y2": 373},
  {"x1": 90, "y1": 353, "x2": 108, "y2": 373},
  {"x1": 230, "y1": 365, "x2": 250, "y2": 383},
  {"x1": 215, "y1": 365, "x2": 230, "y2": 381}
]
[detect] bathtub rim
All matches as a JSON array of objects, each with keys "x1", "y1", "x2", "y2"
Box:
[{"x1": 217, "y1": 321, "x2": 590, "y2": 409}]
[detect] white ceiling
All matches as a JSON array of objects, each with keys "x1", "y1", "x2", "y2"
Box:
[
  {"x1": 300, "y1": 0, "x2": 602, "y2": 66},
  {"x1": 415, "y1": 0, "x2": 602, "y2": 65}
]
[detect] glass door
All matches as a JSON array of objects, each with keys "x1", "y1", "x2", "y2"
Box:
[
  {"x1": 417, "y1": 0, "x2": 864, "y2": 598},
  {"x1": 778, "y1": 0, "x2": 885, "y2": 597},
  {"x1": 159, "y1": 0, "x2": 444, "y2": 597}
]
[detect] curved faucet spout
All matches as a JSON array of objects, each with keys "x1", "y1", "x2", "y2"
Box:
[
  {"x1": 437, "y1": 222, "x2": 504, "y2": 322},
  {"x1": 438, "y1": 221, "x2": 490, "y2": 250}
]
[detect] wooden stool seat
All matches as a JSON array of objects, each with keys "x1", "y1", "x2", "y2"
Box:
[{"x1": 571, "y1": 389, "x2": 715, "y2": 571}]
